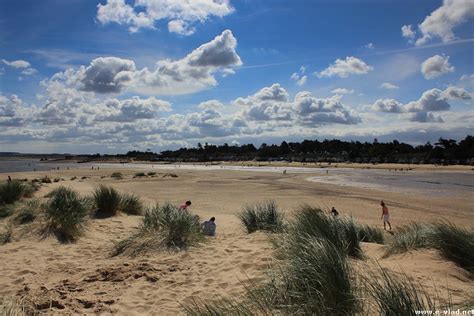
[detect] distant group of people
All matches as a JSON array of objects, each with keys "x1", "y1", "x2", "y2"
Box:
[
  {"x1": 329, "y1": 200, "x2": 391, "y2": 230},
  {"x1": 179, "y1": 200, "x2": 216, "y2": 236}
]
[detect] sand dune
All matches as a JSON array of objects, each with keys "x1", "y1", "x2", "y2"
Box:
[{"x1": 0, "y1": 167, "x2": 472, "y2": 314}]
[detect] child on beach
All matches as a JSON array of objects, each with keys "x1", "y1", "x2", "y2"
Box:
[
  {"x1": 380, "y1": 201, "x2": 392, "y2": 231},
  {"x1": 201, "y1": 217, "x2": 216, "y2": 236},
  {"x1": 179, "y1": 200, "x2": 192, "y2": 211}
]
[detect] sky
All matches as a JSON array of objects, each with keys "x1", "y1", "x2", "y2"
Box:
[{"x1": 0, "y1": 0, "x2": 473, "y2": 154}]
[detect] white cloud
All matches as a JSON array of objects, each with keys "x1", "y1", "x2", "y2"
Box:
[
  {"x1": 380, "y1": 82, "x2": 399, "y2": 90},
  {"x1": 365, "y1": 43, "x2": 375, "y2": 49},
  {"x1": 414, "y1": 0, "x2": 474, "y2": 45},
  {"x1": 371, "y1": 86, "x2": 470, "y2": 123},
  {"x1": 331, "y1": 88, "x2": 354, "y2": 95},
  {"x1": 401, "y1": 24, "x2": 416, "y2": 40},
  {"x1": 317, "y1": 56, "x2": 373, "y2": 78},
  {"x1": 421, "y1": 54, "x2": 455, "y2": 79},
  {"x1": 237, "y1": 83, "x2": 360, "y2": 126},
  {"x1": 290, "y1": 66, "x2": 307, "y2": 86},
  {"x1": 45, "y1": 30, "x2": 241, "y2": 96},
  {"x1": 1, "y1": 59, "x2": 31, "y2": 69},
  {"x1": 441, "y1": 86, "x2": 472, "y2": 100},
  {"x1": 97, "y1": 0, "x2": 234, "y2": 35},
  {"x1": 21, "y1": 68, "x2": 38, "y2": 76}
]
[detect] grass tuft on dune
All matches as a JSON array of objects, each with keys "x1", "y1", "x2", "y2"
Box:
[
  {"x1": 364, "y1": 265, "x2": 438, "y2": 314},
  {"x1": 42, "y1": 186, "x2": 88, "y2": 243},
  {"x1": 238, "y1": 200, "x2": 285, "y2": 234},
  {"x1": 112, "y1": 203, "x2": 203, "y2": 257},
  {"x1": 120, "y1": 194, "x2": 144, "y2": 215},
  {"x1": 93, "y1": 185, "x2": 121, "y2": 217},
  {"x1": 385, "y1": 222, "x2": 473, "y2": 274},
  {"x1": 0, "y1": 181, "x2": 35, "y2": 205}
]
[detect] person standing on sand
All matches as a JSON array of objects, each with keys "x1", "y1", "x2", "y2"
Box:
[
  {"x1": 7, "y1": 176, "x2": 12, "y2": 183},
  {"x1": 331, "y1": 207, "x2": 339, "y2": 216},
  {"x1": 179, "y1": 200, "x2": 192, "y2": 211},
  {"x1": 380, "y1": 201, "x2": 392, "y2": 231}
]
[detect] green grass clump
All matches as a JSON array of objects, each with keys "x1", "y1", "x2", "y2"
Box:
[
  {"x1": 13, "y1": 200, "x2": 39, "y2": 225},
  {"x1": 384, "y1": 223, "x2": 435, "y2": 256},
  {"x1": 0, "y1": 224, "x2": 13, "y2": 245},
  {"x1": 271, "y1": 237, "x2": 359, "y2": 314},
  {"x1": 0, "y1": 205, "x2": 13, "y2": 219},
  {"x1": 364, "y1": 266, "x2": 437, "y2": 314},
  {"x1": 112, "y1": 203, "x2": 203, "y2": 257},
  {"x1": 0, "y1": 181, "x2": 34, "y2": 204},
  {"x1": 42, "y1": 186, "x2": 88, "y2": 242},
  {"x1": 238, "y1": 200, "x2": 285, "y2": 234},
  {"x1": 134, "y1": 172, "x2": 146, "y2": 177},
  {"x1": 120, "y1": 194, "x2": 143, "y2": 215},
  {"x1": 110, "y1": 172, "x2": 123, "y2": 179},
  {"x1": 93, "y1": 185, "x2": 121, "y2": 217},
  {"x1": 288, "y1": 205, "x2": 361, "y2": 258},
  {"x1": 385, "y1": 222, "x2": 474, "y2": 275},
  {"x1": 147, "y1": 172, "x2": 157, "y2": 176},
  {"x1": 431, "y1": 222, "x2": 474, "y2": 274},
  {"x1": 357, "y1": 224, "x2": 385, "y2": 244}
]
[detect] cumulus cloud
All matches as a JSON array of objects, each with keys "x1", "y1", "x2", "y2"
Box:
[
  {"x1": 45, "y1": 30, "x2": 241, "y2": 96},
  {"x1": 372, "y1": 86, "x2": 471, "y2": 123},
  {"x1": 371, "y1": 99, "x2": 404, "y2": 113},
  {"x1": 380, "y1": 82, "x2": 399, "y2": 90},
  {"x1": 331, "y1": 88, "x2": 354, "y2": 95},
  {"x1": 421, "y1": 55, "x2": 455, "y2": 80},
  {"x1": 401, "y1": 25, "x2": 416, "y2": 41},
  {"x1": 236, "y1": 83, "x2": 360, "y2": 126},
  {"x1": 441, "y1": 86, "x2": 472, "y2": 100},
  {"x1": 317, "y1": 56, "x2": 373, "y2": 78},
  {"x1": 290, "y1": 66, "x2": 307, "y2": 86},
  {"x1": 97, "y1": 0, "x2": 233, "y2": 35},
  {"x1": 0, "y1": 95, "x2": 30, "y2": 126},
  {"x1": 1, "y1": 59, "x2": 31, "y2": 69},
  {"x1": 404, "y1": 0, "x2": 474, "y2": 45}
]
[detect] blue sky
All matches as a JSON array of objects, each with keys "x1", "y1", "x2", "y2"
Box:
[{"x1": 0, "y1": 0, "x2": 473, "y2": 153}]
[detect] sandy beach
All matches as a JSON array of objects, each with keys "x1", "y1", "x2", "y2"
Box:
[{"x1": 0, "y1": 166, "x2": 473, "y2": 314}]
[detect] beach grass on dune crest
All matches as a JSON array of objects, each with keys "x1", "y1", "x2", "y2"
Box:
[
  {"x1": 286, "y1": 205, "x2": 361, "y2": 258},
  {"x1": 112, "y1": 203, "x2": 203, "y2": 257},
  {"x1": 0, "y1": 181, "x2": 36, "y2": 205},
  {"x1": 364, "y1": 265, "x2": 438, "y2": 314},
  {"x1": 238, "y1": 200, "x2": 285, "y2": 234},
  {"x1": 120, "y1": 194, "x2": 143, "y2": 215},
  {"x1": 93, "y1": 185, "x2": 121, "y2": 217},
  {"x1": 430, "y1": 222, "x2": 474, "y2": 274},
  {"x1": 357, "y1": 224, "x2": 385, "y2": 244},
  {"x1": 41, "y1": 186, "x2": 88, "y2": 243},
  {"x1": 385, "y1": 222, "x2": 474, "y2": 274},
  {"x1": 110, "y1": 172, "x2": 123, "y2": 179},
  {"x1": 384, "y1": 223, "x2": 434, "y2": 256}
]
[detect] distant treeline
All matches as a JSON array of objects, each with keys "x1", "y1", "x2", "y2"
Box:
[{"x1": 123, "y1": 136, "x2": 474, "y2": 165}]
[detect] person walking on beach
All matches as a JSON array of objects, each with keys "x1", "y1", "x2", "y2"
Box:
[
  {"x1": 7, "y1": 176, "x2": 12, "y2": 183},
  {"x1": 331, "y1": 207, "x2": 339, "y2": 216},
  {"x1": 179, "y1": 200, "x2": 192, "y2": 211},
  {"x1": 201, "y1": 217, "x2": 216, "y2": 236},
  {"x1": 380, "y1": 201, "x2": 392, "y2": 231}
]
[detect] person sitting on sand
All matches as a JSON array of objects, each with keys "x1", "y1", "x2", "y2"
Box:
[
  {"x1": 201, "y1": 217, "x2": 216, "y2": 236},
  {"x1": 331, "y1": 207, "x2": 339, "y2": 216},
  {"x1": 179, "y1": 200, "x2": 192, "y2": 211},
  {"x1": 380, "y1": 201, "x2": 392, "y2": 231}
]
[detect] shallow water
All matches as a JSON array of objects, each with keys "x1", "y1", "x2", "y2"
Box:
[{"x1": 2, "y1": 160, "x2": 472, "y2": 198}]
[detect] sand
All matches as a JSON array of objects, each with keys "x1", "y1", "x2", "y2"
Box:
[{"x1": 0, "y1": 166, "x2": 473, "y2": 314}]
